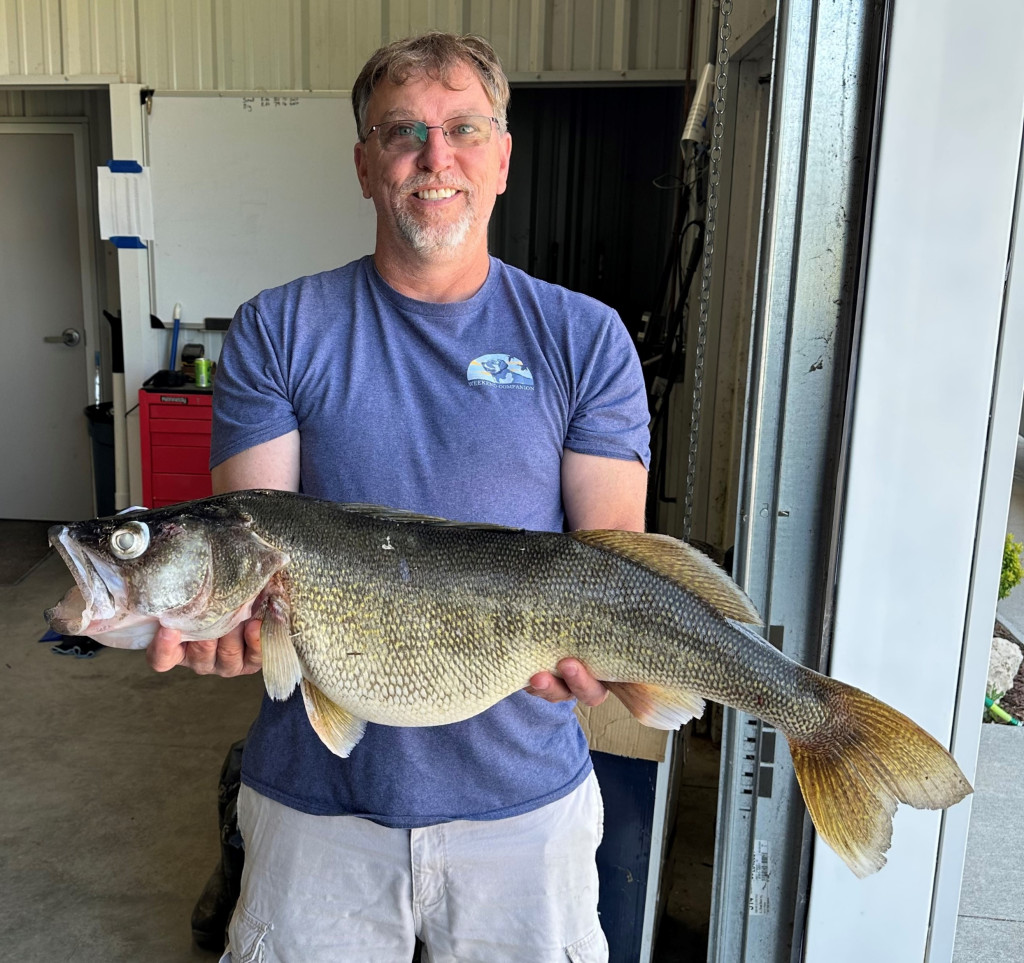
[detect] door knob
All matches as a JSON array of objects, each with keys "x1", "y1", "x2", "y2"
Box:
[{"x1": 44, "y1": 328, "x2": 81, "y2": 347}]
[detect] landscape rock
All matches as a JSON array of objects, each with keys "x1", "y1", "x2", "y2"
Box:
[{"x1": 988, "y1": 636, "x2": 1024, "y2": 696}]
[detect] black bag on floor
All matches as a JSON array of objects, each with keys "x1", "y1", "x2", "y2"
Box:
[{"x1": 192, "y1": 737, "x2": 247, "y2": 953}]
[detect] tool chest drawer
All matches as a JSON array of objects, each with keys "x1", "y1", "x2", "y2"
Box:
[{"x1": 139, "y1": 389, "x2": 213, "y2": 508}]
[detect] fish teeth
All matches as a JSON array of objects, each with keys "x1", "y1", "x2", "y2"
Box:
[{"x1": 417, "y1": 188, "x2": 458, "y2": 200}]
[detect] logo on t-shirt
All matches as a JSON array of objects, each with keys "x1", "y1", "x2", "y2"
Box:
[{"x1": 466, "y1": 354, "x2": 535, "y2": 389}]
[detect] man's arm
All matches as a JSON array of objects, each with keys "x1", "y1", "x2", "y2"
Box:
[
  {"x1": 146, "y1": 430, "x2": 300, "y2": 677},
  {"x1": 210, "y1": 429, "x2": 300, "y2": 495},
  {"x1": 526, "y1": 449, "x2": 648, "y2": 706},
  {"x1": 559, "y1": 448, "x2": 647, "y2": 532}
]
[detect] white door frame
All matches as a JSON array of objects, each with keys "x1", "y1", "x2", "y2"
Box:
[
  {"x1": 0, "y1": 118, "x2": 101, "y2": 445},
  {"x1": 802, "y1": 0, "x2": 1024, "y2": 959}
]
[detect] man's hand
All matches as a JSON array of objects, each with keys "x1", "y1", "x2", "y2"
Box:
[
  {"x1": 147, "y1": 619, "x2": 263, "y2": 677},
  {"x1": 525, "y1": 658, "x2": 608, "y2": 707}
]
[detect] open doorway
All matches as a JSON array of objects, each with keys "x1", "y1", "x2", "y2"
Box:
[
  {"x1": 489, "y1": 69, "x2": 772, "y2": 959},
  {"x1": 491, "y1": 83, "x2": 686, "y2": 340},
  {"x1": 0, "y1": 90, "x2": 116, "y2": 526}
]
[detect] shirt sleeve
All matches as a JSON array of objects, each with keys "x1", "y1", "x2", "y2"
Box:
[
  {"x1": 564, "y1": 308, "x2": 651, "y2": 469},
  {"x1": 209, "y1": 299, "x2": 299, "y2": 470}
]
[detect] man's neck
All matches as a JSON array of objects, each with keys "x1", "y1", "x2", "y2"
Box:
[{"x1": 373, "y1": 241, "x2": 492, "y2": 303}]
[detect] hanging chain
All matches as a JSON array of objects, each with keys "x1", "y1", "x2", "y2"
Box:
[{"x1": 682, "y1": 0, "x2": 732, "y2": 542}]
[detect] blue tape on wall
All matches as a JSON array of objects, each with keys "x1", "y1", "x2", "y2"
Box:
[
  {"x1": 107, "y1": 159, "x2": 144, "y2": 173},
  {"x1": 109, "y1": 236, "x2": 148, "y2": 249}
]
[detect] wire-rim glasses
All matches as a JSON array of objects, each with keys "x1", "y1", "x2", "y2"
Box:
[{"x1": 365, "y1": 115, "x2": 501, "y2": 152}]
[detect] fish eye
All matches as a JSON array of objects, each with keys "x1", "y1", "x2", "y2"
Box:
[{"x1": 110, "y1": 521, "x2": 150, "y2": 559}]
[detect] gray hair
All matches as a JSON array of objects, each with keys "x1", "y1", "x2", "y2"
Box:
[{"x1": 352, "y1": 32, "x2": 510, "y2": 140}]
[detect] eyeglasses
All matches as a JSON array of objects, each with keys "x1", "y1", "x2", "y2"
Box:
[{"x1": 365, "y1": 115, "x2": 501, "y2": 152}]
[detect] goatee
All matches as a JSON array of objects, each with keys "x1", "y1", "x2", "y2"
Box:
[{"x1": 395, "y1": 206, "x2": 474, "y2": 254}]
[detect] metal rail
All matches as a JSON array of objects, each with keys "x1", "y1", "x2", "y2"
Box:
[{"x1": 708, "y1": 0, "x2": 887, "y2": 958}]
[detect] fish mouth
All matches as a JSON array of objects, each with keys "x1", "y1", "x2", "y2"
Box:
[{"x1": 44, "y1": 526, "x2": 118, "y2": 635}]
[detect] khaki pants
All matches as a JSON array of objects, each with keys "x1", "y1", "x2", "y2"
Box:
[{"x1": 220, "y1": 773, "x2": 607, "y2": 963}]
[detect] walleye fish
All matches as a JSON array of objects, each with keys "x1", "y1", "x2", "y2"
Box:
[{"x1": 45, "y1": 489, "x2": 971, "y2": 877}]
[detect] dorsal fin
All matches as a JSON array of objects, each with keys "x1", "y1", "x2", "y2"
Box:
[{"x1": 570, "y1": 530, "x2": 762, "y2": 625}]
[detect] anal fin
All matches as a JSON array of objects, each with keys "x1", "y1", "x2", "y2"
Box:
[
  {"x1": 260, "y1": 595, "x2": 302, "y2": 701},
  {"x1": 300, "y1": 679, "x2": 367, "y2": 758},
  {"x1": 605, "y1": 681, "x2": 706, "y2": 730}
]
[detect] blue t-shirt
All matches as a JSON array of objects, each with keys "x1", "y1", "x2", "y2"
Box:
[{"x1": 210, "y1": 255, "x2": 650, "y2": 826}]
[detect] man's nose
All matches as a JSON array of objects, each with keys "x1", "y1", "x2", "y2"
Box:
[{"x1": 416, "y1": 127, "x2": 455, "y2": 170}]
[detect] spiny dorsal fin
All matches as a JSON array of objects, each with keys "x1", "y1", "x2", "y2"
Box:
[{"x1": 570, "y1": 530, "x2": 762, "y2": 625}]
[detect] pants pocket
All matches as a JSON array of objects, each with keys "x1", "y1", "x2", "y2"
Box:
[
  {"x1": 222, "y1": 905, "x2": 272, "y2": 963},
  {"x1": 565, "y1": 926, "x2": 609, "y2": 963}
]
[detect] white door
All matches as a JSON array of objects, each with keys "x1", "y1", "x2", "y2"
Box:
[{"x1": 0, "y1": 123, "x2": 98, "y2": 521}]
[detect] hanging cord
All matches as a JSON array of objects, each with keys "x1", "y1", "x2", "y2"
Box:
[
  {"x1": 643, "y1": 151, "x2": 699, "y2": 369},
  {"x1": 643, "y1": 147, "x2": 707, "y2": 529},
  {"x1": 649, "y1": 221, "x2": 705, "y2": 518},
  {"x1": 643, "y1": 158, "x2": 705, "y2": 529}
]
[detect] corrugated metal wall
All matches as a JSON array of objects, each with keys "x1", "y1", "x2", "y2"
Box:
[
  {"x1": 1, "y1": 0, "x2": 700, "y2": 89},
  {"x1": 1, "y1": 0, "x2": 136, "y2": 79}
]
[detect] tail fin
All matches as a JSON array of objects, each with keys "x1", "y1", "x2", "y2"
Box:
[{"x1": 788, "y1": 679, "x2": 973, "y2": 878}]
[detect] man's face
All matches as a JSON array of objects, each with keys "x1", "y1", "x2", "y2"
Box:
[{"x1": 354, "y1": 63, "x2": 512, "y2": 258}]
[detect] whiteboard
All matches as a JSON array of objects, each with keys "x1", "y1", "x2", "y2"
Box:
[{"x1": 146, "y1": 94, "x2": 377, "y2": 328}]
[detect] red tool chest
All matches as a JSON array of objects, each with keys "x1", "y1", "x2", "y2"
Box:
[{"x1": 138, "y1": 388, "x2": 213, "y2": 507}]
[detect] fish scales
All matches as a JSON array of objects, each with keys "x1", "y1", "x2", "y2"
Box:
[
  {"x1": 44, "y1": 489, "x2": 973, "y2": 878},
  {"x1": 234, "y1": 493, "x2": 830, "y2": 738}
]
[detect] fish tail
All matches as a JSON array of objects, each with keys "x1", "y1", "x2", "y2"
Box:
[{"x1": 787, "y1": 677, "x2": 972, "y2": 878}]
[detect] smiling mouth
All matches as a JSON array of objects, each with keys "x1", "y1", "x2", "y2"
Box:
[{"x1": 415, "y1": 188, "x2": 460, "y2": 200}]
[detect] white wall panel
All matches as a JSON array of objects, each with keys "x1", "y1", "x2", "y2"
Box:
[
  {"x1": 0, "y1": 0, "x2": 134, "y2": 80},
  {"x1": 308, "y1": 0, "x2": 374, "y2": 90},
  {"x1": 137, "y1": 0, "x2": 210, "y2": 90},
  {"x1": 3, "y1": 0, "x2": 702, "y2": 87},
  {"x1": 1, "y1": 0, "x2": 61, "y2": 74},
  {"x1": 138, "y1": 0, "x2": 308, "y2": 90}
]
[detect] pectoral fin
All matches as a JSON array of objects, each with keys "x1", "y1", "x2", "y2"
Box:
[
  {"x1": 300, "y1": 679, "x2": 368, "y2": 758},
  {"x1": 604, "y1": 681, "x2": 706, "y2": 730},
  {"x1": 260, "y1": 595, "x2": 302, "y2": 701}
]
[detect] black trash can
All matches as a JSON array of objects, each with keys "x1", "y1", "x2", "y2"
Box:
[{"x1": 84, "y1": 403, "x2": 115, "y2": 517}]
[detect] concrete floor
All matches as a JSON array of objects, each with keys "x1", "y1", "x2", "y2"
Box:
[
  {"x1": 0, "y1": 552, "x2": 264, "y2": 961},
  {"x1": 952, "y1": 725, "x2": 1024, "y2": 963}
]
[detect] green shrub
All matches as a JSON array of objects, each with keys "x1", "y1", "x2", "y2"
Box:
[{"x1": 1000, "y1": 533, "x2": 1024, "y2": 600}]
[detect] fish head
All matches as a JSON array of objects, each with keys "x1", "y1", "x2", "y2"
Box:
[{"x1": 44, "y1": 500, "x2": 290, "y2": 649}]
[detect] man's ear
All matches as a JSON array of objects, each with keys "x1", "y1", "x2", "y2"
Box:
[
  {"x1": 354, "y1": 141, "x2": 372, "y2": 200},
  {"x1": 496, "y1": 131, "x2": 512, "y2": 196}
]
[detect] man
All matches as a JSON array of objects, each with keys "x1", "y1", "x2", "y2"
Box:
[{"x1": 149, "y1": 32, "x2": 650, "y2": 962}]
